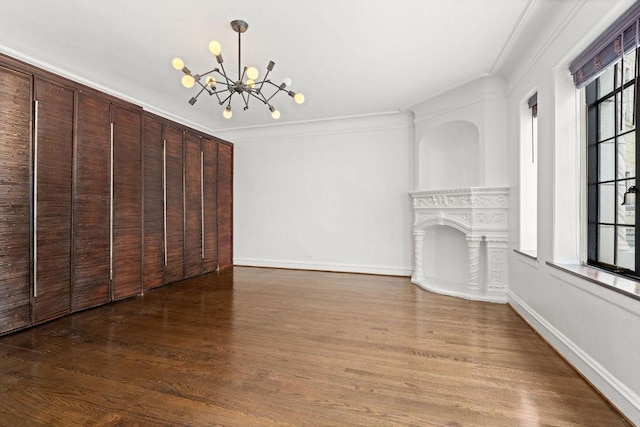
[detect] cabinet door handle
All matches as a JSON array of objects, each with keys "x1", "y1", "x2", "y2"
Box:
[
  {"x1": 109, "y1": 122, "x2": 114, "y2": 282},
  {"x1": 163, "y1": 139, "x2": 168, "y2": 266},
  {"x1": 201, "y1": 149, "x2": 205, "y2": 259},
  {"x1": 33, "y1": 100, "x2": 39, "y2": 298}
]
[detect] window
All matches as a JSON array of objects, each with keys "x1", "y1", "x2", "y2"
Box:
[
  {"x1": 570, "y1": 2, "x2": 640, "y2": 278},
  {"x1": 520, "y1": 93, "x2": 537, "y2": 256},
  {"x1": 586, "y1": 49, "x2": 638, "y2": 276}
]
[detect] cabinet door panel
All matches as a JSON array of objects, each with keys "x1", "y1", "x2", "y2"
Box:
[
  {"x1": 112, "y1": 105, "x2": 142, "y2": 300},
  {"x1": 33, "y1": 78, "x2": 73, "y2": 322},
  {"x1": 142, "y1": 116, "x2": 164, "y2": 290},
  {"x1": 184, "y1": 132, "x2": 202, "y2": 278},
  {"x1": 0, "y1": 66, "x2": 32, "y2": 333},
  {"x1": 202, "y1": 138, "x2": 218, "y2": 272},
  {"x1": 217, "y1": 143, "x2": 233, "y2": 270},
  {"x1": 73, "y1": 93, "x2": 110, "y2": 310},
  {"x1": 164, "y1": 126, "x2": 184, "y2": 283}
]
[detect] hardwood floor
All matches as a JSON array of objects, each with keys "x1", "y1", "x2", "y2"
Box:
[{"x1": 0, "y1": 267, "x2": 630, "y2": 426}]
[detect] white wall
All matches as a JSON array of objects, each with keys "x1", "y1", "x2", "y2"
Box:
[
  {"x1": 505, "y1": 0, "x2": 640, "y2": 423},
  {"x1": 419, "y1": 120, "x2": 480, "y2": 190},
  {"x1": 215, "y1": 113, "x2": 415, "y2": 276}
]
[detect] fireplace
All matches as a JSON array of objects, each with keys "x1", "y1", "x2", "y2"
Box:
[{"x1": 409, "y1": 187, "x2": 509, "y2": 303}]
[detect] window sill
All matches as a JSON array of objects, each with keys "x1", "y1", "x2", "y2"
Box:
[
  {"x1": 546, "y1": 262, "x2": 640, "y2": 302},
  {"x1": 514, "y1": 249, "x2": 537, "y2": 260}
]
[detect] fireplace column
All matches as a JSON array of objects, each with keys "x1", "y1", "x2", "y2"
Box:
[
  {"x1": 466, "y1": 235, "x2": 482, "y2": 294},
  {"x1": 412, "y1": 229, "x2": 426, "y2": 284}
]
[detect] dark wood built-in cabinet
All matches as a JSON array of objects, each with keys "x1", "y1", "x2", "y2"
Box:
[
  {"x1": 112, "y1": 105, "x2": 142, "y2": 300},
  {"x1": 184, "y1": 132, "x2": 203, "y2": 278},
  {"x1": 202, "y1": 137, "x2": 219, "y2": 272},
  {"x1": 142, "y1": 116, "x2": 164, "y2": 290},
  {"x1": 164, "y1": 125, "x2": 186, "y2": 284},
  {"x1": 0, "y1": 66, "x2": 32, "y2": 334},
  {"x1": 0, "y1": 54, "x2": 233, "y2": 335},
  {"x1": 218, "y1": 143, "x2": 233, "y2": 270},
  {"x1": 73, "y1": 92, "x2": 111, "y2": 310},
  {"x1": 32, "y1": 77, "x2": 74, "y2": 323}
]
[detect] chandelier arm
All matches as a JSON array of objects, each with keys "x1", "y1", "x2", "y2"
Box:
[
  {"x1": 247, "y1": 90, "x2": 268, "y2": 105},
  {"x1": 199, "y1": 68, "x2": 218, "y2": 78},
  {"x1": 212, "y1": 90, "x2": 225, "y2": 105},
  {"x1": 217, "y1": 63, "x2": 234, "y2": 85},
  {"x1": 258, "y1": 68, "x2": 273, "y2": 92},
  {"x1": 219, "y1": 92, "x2": 234, "y2": 106},
  {"x1": 193, "y1": 85, "x2": 207, "y2": 98},
  {"x1": 241, "y1": 92, "x2": 251, "y2": 110}
]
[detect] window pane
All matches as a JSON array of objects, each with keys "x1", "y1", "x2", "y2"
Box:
[
  {"x1": 624, "y1": 49, "x2": 636, "y2": 85},
  {"x1": 599, "y1": 141, "x2": 615, "y2": 181},
  {"x1": 618, "y1": 180, "x2": 635, "y2": 225},
  {"x1": 598, "y1": 182, "x2": 615, "y2": 223},
  {"x1": 622, "y1": 85, "x2": 635, "y2": 132},
  {"x1": 598, "y1": 225, "x2": 615, "y2": 264},
  {"x1": 617, "y1": 133, "x2": 635, "y2": 180},
  {"x1": 599, "y1": 97, "x2": 615, "y2": 141},
  {"x1": 617, "y1": 226, "x2": 635, "y2": 270},
  {"x1": 598, "y1": 66, "x2": 615, "y2": 97}
]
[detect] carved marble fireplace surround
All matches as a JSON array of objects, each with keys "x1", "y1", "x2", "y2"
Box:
[{"x1": 410, "y1": 187, "x2": 509, "y2": 303}]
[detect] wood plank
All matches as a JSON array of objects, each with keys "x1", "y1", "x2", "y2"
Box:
[{"x1": 0, "y1": 268, "x2": 630, "y2": 425}]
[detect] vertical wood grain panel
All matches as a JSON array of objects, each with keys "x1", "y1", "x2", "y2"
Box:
[
  {"x1": 184, "y1": 132, "x2": 202, "y2": 278},
  {"x1": 142, "y1": 116, "x2": 165, "y2": 290},
  {"x1": 202, "y1": 138, "x2": 218, "y2": 272},
  {"x1": 164, "y1": 126, "x2": 184, "y2": 283},
  {"x1": 33, "y1": 78, "x2": 73, "y2": 322},
  {"x1": 112, "y1": 105, "x2": 142, "y2": 300},
  {"x1": 73, "y1": 93, "x2": 110, "y2": 310},
  {"x1": 0, "y1": 66, "x2": 32, "y2": 333},
  {"x1": 217, "y1": 143, "x2": 233, "y2": 270}
]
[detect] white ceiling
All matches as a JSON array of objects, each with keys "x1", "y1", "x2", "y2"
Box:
[{"x1": 0, "y1": 0, "x2": 550, "y2": 133}]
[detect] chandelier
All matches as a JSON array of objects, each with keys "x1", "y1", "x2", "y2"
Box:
[{"x1": 172, "y1": 19, "x2": 304, "y2": 120}]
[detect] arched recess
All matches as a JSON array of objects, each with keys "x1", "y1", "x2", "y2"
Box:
[{"x1": 418, "y1": 120, "x2": 480, "y2": 190}]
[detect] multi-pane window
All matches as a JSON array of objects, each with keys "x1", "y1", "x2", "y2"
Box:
[{"x1": 586, "y1": 48, "x2": 638, "y2": 276}]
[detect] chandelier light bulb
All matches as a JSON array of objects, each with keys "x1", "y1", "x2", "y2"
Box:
[
  {"x1": 246, "y1": 79, "x2": 255, "y2": 89},
  {"x1": 223, "y1": 106, "x2": 232, "y2": 119},
  {"x1": 172, "y1": 57, "x2": 185, "y2": 71},
  {"x1": 181, "y1": 74, "x2": 195, "y2": 88},
  {"x1": 246, "y1": 66, "x2": 259, "y2": 80},
  {"x1": 282, "y1": 77, "x2": 292, "y2": 87},
  {"x1": 209, "y1": 40, "x2": 222, "y2": 56},
  {"x1": 294, "y1": 92, "x2": 305, "y2": 104},
  {"x1": 206, "y1": 76, "x2": 216, "y2": 87},
  {"x1": 269, "y1": 106, "x2": 280, "y2": 119}
]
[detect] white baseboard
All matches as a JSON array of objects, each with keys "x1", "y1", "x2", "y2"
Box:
[
  {"x1": 233, "y1": 258, "x2": 412, "y2": 277},
  {"x1": 507, "y1": 290, "x2": 640, "y2": 425}
]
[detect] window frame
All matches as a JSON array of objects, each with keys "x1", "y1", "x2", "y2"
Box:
[{"x1": 586, "y1": 47, "x2": 640, "y2": 278}]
